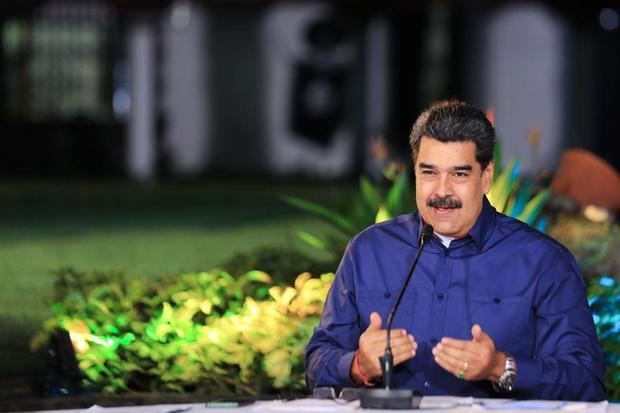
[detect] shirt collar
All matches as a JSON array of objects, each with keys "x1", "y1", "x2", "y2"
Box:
[
  {"x1": 468, "y1": 196, "x2": 496, "y2": 250},
  {"x1": 417, "y1": 195, "x2": 496, "y2": 250}
]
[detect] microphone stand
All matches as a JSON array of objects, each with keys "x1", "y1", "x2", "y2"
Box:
[{"x1": 360, "y1": 225, "x2": 434, "y2": 409}]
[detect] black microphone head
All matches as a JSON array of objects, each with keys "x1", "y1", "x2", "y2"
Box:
[{"x1": 421, "y1": 224, "x2": 434, "y2": 244}]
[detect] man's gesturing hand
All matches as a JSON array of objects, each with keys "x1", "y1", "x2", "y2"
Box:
[
  {"x1": 432, "y1": 324, "x2": 506, "y2": 381},
  {"x1": 357, "y1": 312, "x2": 417, "y2": 380}
]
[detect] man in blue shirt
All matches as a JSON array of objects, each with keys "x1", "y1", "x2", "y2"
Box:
[{"x1": 305, "y1": 101, "x2": 606, "y2": 401}]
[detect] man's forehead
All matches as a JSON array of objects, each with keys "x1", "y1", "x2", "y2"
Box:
[{"x1": 417, "y1": 137, "x2": 478, "y2": 163}]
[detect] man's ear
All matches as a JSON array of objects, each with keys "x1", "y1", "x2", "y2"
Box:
[{"x1": 482, "y1": 160, "x2": 494, "y2": 194}]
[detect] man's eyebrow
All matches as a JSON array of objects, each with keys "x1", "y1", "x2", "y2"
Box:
[
  {"x1": 418, "y1": 163, "x2": 473, "y2": 171},
  {"x1": 454, "y1": 165, "x2": 473, "y2": 171}
]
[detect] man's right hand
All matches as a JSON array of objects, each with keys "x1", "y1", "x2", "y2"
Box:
[{"x1": 356, "y1": 312, "x2": 417, "y2": 380}]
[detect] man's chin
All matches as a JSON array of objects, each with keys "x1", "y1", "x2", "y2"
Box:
[
  {"x1": 432, "y1": 224, "x2": 454, "y2": 234},
  {"x1": 426, "y1": 219, "x2": 459, "y2": 237}
]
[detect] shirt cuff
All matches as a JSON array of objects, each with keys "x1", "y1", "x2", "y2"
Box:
[
  {"x1": 513, "y1": 356, "x2": 538, "y2": 392},
  {"x1": 336, "y1": 350, "x2": 357, "y2": 387}
]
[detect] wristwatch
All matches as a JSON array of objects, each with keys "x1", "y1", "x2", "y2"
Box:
[{"x1": 492, "y1": 353, "x2": 517, "y2": 393}]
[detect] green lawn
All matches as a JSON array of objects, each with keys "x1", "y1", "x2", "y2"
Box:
[{"x1": 0, "y1": 179, "x2": 353, "y2": 380}]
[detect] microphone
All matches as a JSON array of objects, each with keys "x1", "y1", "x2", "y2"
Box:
[{"x1": 360, "y1": 224, "x2": 434, "y2": 410}]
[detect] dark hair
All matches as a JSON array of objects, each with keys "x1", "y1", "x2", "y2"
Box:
[{"x1": 409, "y1": 100, "x2": 495, "y2": 170}]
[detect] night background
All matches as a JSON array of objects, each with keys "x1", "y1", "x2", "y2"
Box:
[{"x1": 0, "y1": 0, "x2": 619, "y2": 409}]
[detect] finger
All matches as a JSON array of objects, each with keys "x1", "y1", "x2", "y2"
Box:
[
  {"x1": 439, "y1": 336, "x2": 471, "y2": 351},
  {"x1": 433, "y1": 353, "x2": 464, "y2": 378},
  {"x1": 433, "y1": 342, "x2": 476, "y2": 360},
  {"x1": 393, "y1": 341, "x2": 417, "y2": 363},
  {"x1": 364, "y1": 328, "x2": 409, "y2": 346},
  {"x1": 433, "y1": 343, "x2": 471, "y2": 368},
  {"x1": 393, "y1": 346, "x2": 416, "y2": 365},
  {"x1": 361, "y1": 333, "x2": 409, "y2": 358},
  {"x1": 433, "y1": 349, "x2": 467, "y2": 378},
  {"x1": 471, "y1": 324, "x2": 491, "y2": 343},
  {"x1": 360, "y1": 331, "x2": 413, "y2": 371},
  {"x1": 387, "y1": 328, "x2": 409, "y2": 338},
  {"x1": 391, "y1": 335, "x2": 417, "y2": 353},
  {"x1": 367, "y1": 312, "x2": 382, "y2": 331},
  {"x1": 432, "y1": 344, "x2": 459, "y2": 365},
  {"x1": 388, "y1": 332, "x2": 415, "y2": 346}
]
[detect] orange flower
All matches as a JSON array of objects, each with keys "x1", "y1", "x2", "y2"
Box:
[{"x1": 486, "y1": 106, "x2": 495, "y2": 127}]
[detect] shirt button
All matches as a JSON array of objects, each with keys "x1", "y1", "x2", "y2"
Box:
[
  {"x1": 431, "y1": 338, "x2": 438, "y2": 345},
  {"x1": 424, "y1": 381, "x2": 431, "y2": 388},
  {"x1": 494, "y1": 297, "x2": 502, "y2": 304},
  {"x1": 384, "y1": 292, "x2": 391, "y2": 298},
  {"x1": 437, "y1": 293, "x2": 444, "y2": 300}
]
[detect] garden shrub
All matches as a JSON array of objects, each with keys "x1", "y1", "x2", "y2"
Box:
[{"x1": 32, "y1": 268, "x2": 334, "y2": 395}]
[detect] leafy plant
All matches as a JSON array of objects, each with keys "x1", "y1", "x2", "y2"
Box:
[
  {"x1": 32, "y1": 268, "x2": 334, "y2": 395},
  {"x1": 282, "y1": 168, "x2": 414, "y2": 259},
  {"x1": 587, "y1": 275, "x2": 620, "y2": 401},
  {"x1": 487, "y1": 159, "x2": 550, "y2": 231}
]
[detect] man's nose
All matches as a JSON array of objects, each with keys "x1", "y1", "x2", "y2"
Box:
[{"x1": 435, "y1": 174, "x2": 454, "y2": 197}]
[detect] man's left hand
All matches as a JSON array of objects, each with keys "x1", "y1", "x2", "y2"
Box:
[{"x1": 432, "y1": 324, "x2": 505, "y2": 381}]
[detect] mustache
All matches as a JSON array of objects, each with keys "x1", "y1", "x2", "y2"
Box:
[{"x1": 427, "y1": 197, "x2": 462, "y2": 209}]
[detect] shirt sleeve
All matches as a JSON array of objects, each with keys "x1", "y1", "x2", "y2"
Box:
[
  {"x1": 305, "y1": 243, "x2": 362, "y2": 391},
  {"x1": 511, "y1": 248, "x2": 607, "y2": 401}
]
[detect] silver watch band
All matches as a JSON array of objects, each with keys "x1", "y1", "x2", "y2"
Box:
[{"x1": 492, "y1": 353, "x2": 517, "y2": 393}]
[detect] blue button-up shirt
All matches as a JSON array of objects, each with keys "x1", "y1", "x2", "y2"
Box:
[{"x1": 305, "y1": 197, "x2": 606, "y2": 401}]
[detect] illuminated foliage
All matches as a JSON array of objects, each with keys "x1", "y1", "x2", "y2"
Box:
[{"x1": 32, "y1": 268, "x2": 333, "y2": 395}]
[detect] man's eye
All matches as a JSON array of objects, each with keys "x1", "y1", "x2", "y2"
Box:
[
  {"x1": 421, "y1": 170, "x2": 435, "y2": 175},
  {"x1": 454, "y1": 172, "x2": 469, "y2": 178}
]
